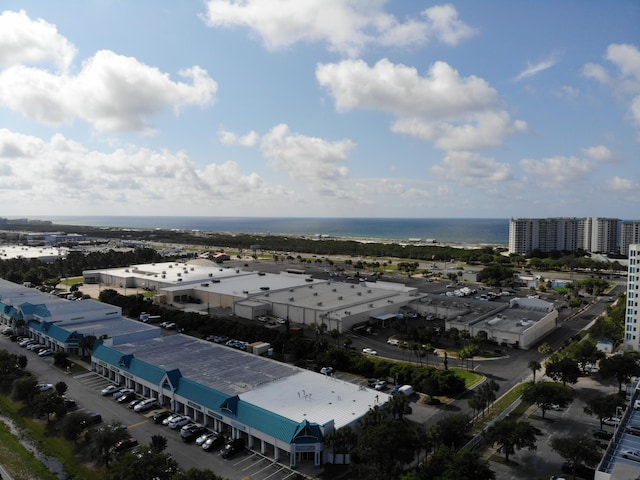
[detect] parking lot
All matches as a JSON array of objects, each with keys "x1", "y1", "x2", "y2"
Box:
[{"x1": 0, "y1": 334, "x2": 314, "y2": 480}]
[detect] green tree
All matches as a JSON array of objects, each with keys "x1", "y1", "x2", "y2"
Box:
[
  {"x1": 564, "y1": 340, "x2": 605, "y2": 374},
  {"x1": 11, "y1": 376, "x2": 38, "y2": 403},
  {"x1": 522, "y1": 381, "x2": 575, "y2": 419},
  {"x1": 61, "y1": 412, "x2": 91, "y2": 443},
  {"x1": 87, "y1": 422, "x2": 130, "y2": 468},
  {"x1": 551, "y1": 434, "x2": 601, "y2": 478},
  {"x1": 385, "y1": 392, "x2": 412, "y2": 420},
  {"x1": 150, "y1": 434, "x2": 168, "y2": 453},
  {"x1": 483, "y1": 418, "x2": 537, "y2": 462},
  {"x1": 324, "y1": 426, "x2": 358, "y2": 465},
  {"x1": 108, "y1": 448, "x2": 180, "y2": 480},
  {"x1": 598, "y1": 352, "x2": 640, "y2": 393},
  {"x1": 350, "y1": 417, "x2": 420, "y2": 480},
  {"x1": 528, "y1": 360, "x2": 541, "y2": 383},
  {"x1": 409, "y1": 446, "x2": 495, "y2": 480},
  {"x1": 55, "y1": 381, "x2": 68, "y2": 396},
  {"x1": 583, "y1": 393, "x2": 626, "y2": 430},
  {"x1": 32, "y1": 391, "x2": 65, "y2": 422},
  {"x1": 429, "y1": 414, "x2": 472, "y2": 450},
  {"x1": 545, "y1": 355, "x2": 581, "y2": 386}
]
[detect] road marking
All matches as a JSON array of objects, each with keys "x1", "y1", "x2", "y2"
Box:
[{"x1": 128, "y1": 420, "x2": 149, "y2": 429}]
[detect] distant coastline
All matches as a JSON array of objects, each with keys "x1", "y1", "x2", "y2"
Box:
[{"x1": 21, "y1": 216, "x2": 510, "y2": 246}]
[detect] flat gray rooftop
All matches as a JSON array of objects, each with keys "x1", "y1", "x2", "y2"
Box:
[{"x1": 115, "y1": 334, "x2": 388, "y2": 428}]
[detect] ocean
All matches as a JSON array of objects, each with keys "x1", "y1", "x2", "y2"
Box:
[{"x1": 37, "y1": 216, "x2": 509, "y2": 245}]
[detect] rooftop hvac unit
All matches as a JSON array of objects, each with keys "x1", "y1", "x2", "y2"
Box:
[
  {"x1": 314, "y1": 292, "x2": 318, "y2": 296},
  {"x1": 317, "y1": 302, "x2": 323, "y2": 306},
  {"x1": 369, "y1": 304, "x2": 373, "y2": 308},
  {"x1": 178, "y1": 278, "x2": 182, "y2": 282},
  {"x1": 357, "y1": 292, "x2": 362, "y2": 296},
  {"x1": 209, "y1": 273, "x2": 213, "y2": 277},
  {"x1": 289, "y1": 297, "x2": 294, "y2": 301},
  {"x1": 332, "y1": 288, "x2": 337, "y2": 292},
  {"x1": 169, "y1": 265, "x2": 173, "y2": 268},
  {"x1": 338, "y1": 296, "x2": 343, "y2": 300}
]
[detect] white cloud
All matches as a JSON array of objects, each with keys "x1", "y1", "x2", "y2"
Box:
[
  {"x1": 606, "y1": 176, "x2": 635, "y2": 191},
  {"x1": 431, "y1": 151, "x2": 513, "y2": 185},
  {"x1": 260, "y1": 124, "x2": 354, "y2": 192},
  {"x1": 0, "y1": 50, "x2": 217, "y2": 133},
  {"x1": 317, "y1": 58, "x2": 526, "y2": 150},
  {"x1": 218, "y1": 128, "x2": 259, "y2": 147},
  {"x1": 514, "y1": 56, "x2": 557, "y2": 82},
  {"x1": 0, "y1": 128, "x2": 279, "y2": 212},
  {"x1": 520, "y1": 156, "x2": 594, "y2": 187},
  {"x1": 0, "y1": 10, "x2": 77, "y2": 71},
  {"x1": 200, "y1": 1, "x2": 475, "y2": 56},
  {"x1": 581, "y1": 145, "x2": 615, "y2": 162},
  {"x1": 583, "y1": 43, "x2": 640, "y2": 140}
]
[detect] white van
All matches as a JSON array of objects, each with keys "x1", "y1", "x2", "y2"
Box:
[{"x1": 399, "y1": 385, "x2": 414, "y2": 397}]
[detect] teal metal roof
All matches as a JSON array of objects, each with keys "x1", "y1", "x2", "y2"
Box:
[
  {"x1": 28, "y1": 320, "x2": 73, "y2": 343},
  {"x1": 234, "y1": 401, "x2": 302, "y2": 443},
  {"x1": 175, "y1": 377, "x2": 231, "y2": 412}
]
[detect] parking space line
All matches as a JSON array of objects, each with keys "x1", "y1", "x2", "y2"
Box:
[{"x1": 127, "y1": 420, "x2": 149, "y2": 429}]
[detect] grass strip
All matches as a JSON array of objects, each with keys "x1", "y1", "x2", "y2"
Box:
[{"x1": 0, "y1": 395, "x2": 102, "y2": 480}]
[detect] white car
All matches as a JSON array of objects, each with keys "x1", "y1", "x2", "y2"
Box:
[
  {"x1": 38, "y1": 349, "x2": 53, "y2": 357},
  {"x1": 162, "y1": 413, "x2": 182, "y2": 426},
  {"x1": 168, "y1": 415, "x2": 192, "y2": 430},
  {"x1": 374, "y1": 380, "x2": 387, "y2": 391},
  {"x1": 195, "y1": 431, "x2": 217, "y2": 446},
  {"x1": 362, "y1": 348, "x2": 377, "y2": 355},
  {"x1": 634, "y1": 399, "x2": 640, "y2": 410},
  {"x1": 622, "y1": 450, "x2": 640, "y2": 462},
  {"x1": 603, "y1": 416, "x2": 621, "y2": 426},
  {"x1": 320, "y1": 367, "x2": 334, "y2": 375},
  {"x1": 101, "y1": 385, "x2": 123, "y2": 396},
  {"x1": 134, "y1": 398, "x2": 159, "y2": 412},
  {"x1": 36, "y1": 383, "x2": 54, "y2": 392}
]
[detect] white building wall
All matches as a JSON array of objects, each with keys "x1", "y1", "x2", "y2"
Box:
[{"x1": 624, "y1": 244, "x2": 640, "y2": 351}]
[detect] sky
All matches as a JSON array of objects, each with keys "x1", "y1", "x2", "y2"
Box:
[{"x1": 0, "y1": 1, "x2": 639, "y2": 220}]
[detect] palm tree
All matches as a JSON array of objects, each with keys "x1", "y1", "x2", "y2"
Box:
[{"x1": 528, "y1": 360, "x2": 542, "y2": 383}]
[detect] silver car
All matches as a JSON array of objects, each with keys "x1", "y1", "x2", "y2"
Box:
[{"x1": 622, "y1": 450, "x2": 640, "y2": 462}]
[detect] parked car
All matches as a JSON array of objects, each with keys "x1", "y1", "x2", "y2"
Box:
[
  {"x1": 37, "y1": 349, "x2": 53, "y2": 357},
  {"x1": 134, "y1": 398, "x2": 159, "y2": 412},
  {"x1": 162, "y1": 413, "x2": 182, "y2": 426},
  {"x1": 79, "y1": 412, "x2": 102, "y2": 428},
  {"x1": 593, "y1": 430, "x2": 613, "y2": 440},
  {"x1": 128, "y1": 399, "x2": 143, "y2": 410},
  {"x1": 602, "y1": 416, "x2": 621, "y2": 426},
  {"x1": 622, "y1": 450, "x2": 640, "y2": 462},
  {"x1": 152, "y1": 411, "x2": 173, "y2": 424},
  {"x1": 168, "y1": 415, "x2": 192, "y2": 430},
  {"x1": 62, "y1": 396, "x2": 77, "y2": 409},
  {"x1": 111, "y1": 437, "x2": 138, "y2": 453},
  {"x1": 362, "y1": 348, "x2": 377, "y2": 355},
  {"x1": 220, "y1": 438, "x2": 245, "y2": 458},
  {"x1": 101, "y1": 385, "x2": 123, "y2": 396},
  {"x1": 320, "y1": 367, "x2": 334, "y2": 375},
  {"x1": 374, "y1": 380, "x2": 387, "y2": 391},
  {"x1": 626, "y1": 425, "x2": 640, "y2": 436},
  {"x1": 113, "y1": 388, "x2": 135, "y2": 399},
  {"x1": 36, "y1": 383, "x2": 54, "y2": 392},
  {"x1": 196, "y1": 431, "x2": 217, "y2": 446},
  {"x1": 116, "y1": 392, "x2": 137, "y2": 403},
  {"x1": 202, "y1": 432, "x2": 224, "y2": 451},
  {"x1": 180, "y1": 423, "x2": 207, "y2": 442}
]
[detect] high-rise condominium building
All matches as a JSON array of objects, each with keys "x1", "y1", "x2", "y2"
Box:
[
  {"x1": 621, "y1": 221, "x2": 640, "y2": 256},
  {"x1": 508, "y1": 217, "x2": 620, "y2": 255},
  {"x1": 624, "y1": 244, "x2": 640, "y2": 351}
]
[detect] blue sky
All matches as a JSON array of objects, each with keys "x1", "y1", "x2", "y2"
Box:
[{"x1": 0, "y1": 1, "x2": 638, "y2": 219}]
